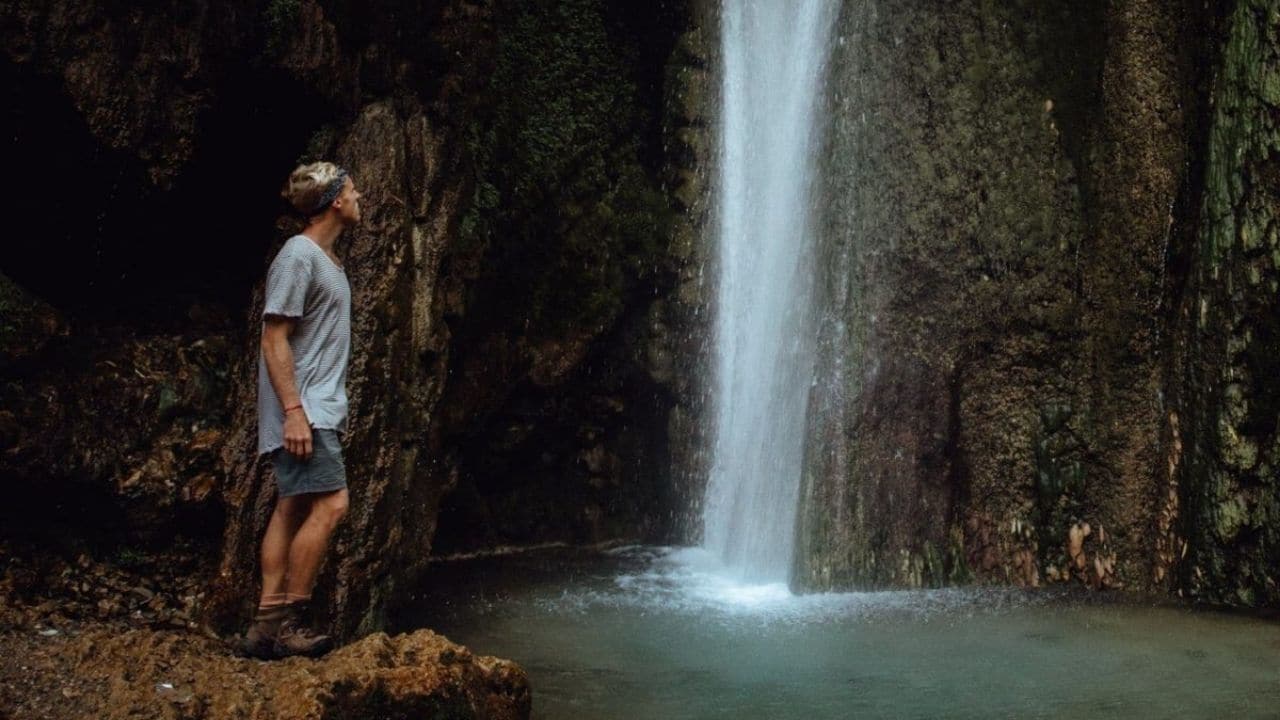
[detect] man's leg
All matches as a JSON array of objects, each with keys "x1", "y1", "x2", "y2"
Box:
[
  {"x1": 259, "y1": 494, "x2": 310, "y2": 607},
  {"x1": 266, "y1": 488, "x2": 347, "y2": 658},
  {"x1": 241, "y1": 493, "x2": 312, "y2": 659},
  {"x1": 284, "y1": 488, "x2": 349, "y2": 601}
]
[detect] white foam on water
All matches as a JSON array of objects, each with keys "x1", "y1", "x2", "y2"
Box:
[{"x1": 545, "y1": 547, "x2": 1047, "y2": 627}]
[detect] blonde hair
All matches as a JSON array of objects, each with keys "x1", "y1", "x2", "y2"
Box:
[{"x1": 281, "y1": 161, "x2": 346, "y2": 216}]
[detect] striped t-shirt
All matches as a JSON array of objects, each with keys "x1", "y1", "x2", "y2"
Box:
[{"x1": 257, "y1": 234, "x2": 351, "y2": 455}]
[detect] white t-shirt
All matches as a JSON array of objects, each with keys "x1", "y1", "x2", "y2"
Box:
[{"x1": 257, "y1": 235, "x2": 351, "y2": 455}]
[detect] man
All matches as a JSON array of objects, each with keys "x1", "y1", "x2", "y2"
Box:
[{"x1": 240, "y1": 161, "x2": 361, "y2": 659}]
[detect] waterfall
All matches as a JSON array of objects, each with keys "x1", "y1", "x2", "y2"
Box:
[{"x1": 702, "y1": 0, "x2": 839, "y2": 582}]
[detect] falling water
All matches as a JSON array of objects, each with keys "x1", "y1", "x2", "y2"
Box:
[{"x1": 702, "y1": 0, "x2": 839, "y2": 582}]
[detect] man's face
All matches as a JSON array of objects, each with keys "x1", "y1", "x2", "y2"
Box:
[{"x1": 333, "y1": 177, "x2": 362, "y2": 226}]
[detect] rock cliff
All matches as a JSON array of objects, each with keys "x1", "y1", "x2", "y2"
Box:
[
  {"x1": 795, "y1": 0, "x2": 1280, "y2": 607},
  {"x1": 3, "y1": 0, "x2": 1279, "y2": 686},
  {"x1": 0, "y1": 0, "x2": 701, "y2": 646}
]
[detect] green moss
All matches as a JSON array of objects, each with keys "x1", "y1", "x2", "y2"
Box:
[
  {"x1": 921, "y1": 541, "x2": 943, "y2": 588},
  {"x1": 459, "y1": 0, "x2": 674, "y2": 339},
  {"x1": 1214, "y1": 493, "x2": 1250, "y2": 542},
  {"x1": 946, "y1": 530, "x2": 975, "y2": 585},
  {"x1": 113, "y1": 546, "x2": 147, "y2": 570},
  {"x1": 1032, "y1": 400, "x2": 1086, "y2": 565},
  {"x1": 263, "y1": 0, "x2": 301, "y2": 53},
  {"x1": 155, "y1": 385, "x2": 180, "y2": 419},
  {"x1": 1182, "y1": 0, "x2": 1280, "y2": 607}
]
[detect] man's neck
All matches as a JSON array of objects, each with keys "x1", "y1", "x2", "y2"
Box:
[{"x1": 301, "y1": 216, "x2": 344, "y2": 254}]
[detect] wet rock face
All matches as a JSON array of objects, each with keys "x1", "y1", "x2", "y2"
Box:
[
  {"x1": 657, "y1": 4, "x2": 718, "y2": 542},
  {"x1": 423, "y1": 0, "x2": 696, "y2": 556},
  {"x1": 796, "y1": 0, "x2": 1215, "y2": 593},
  {"x1": 1175, "y1": 0, "x2": 1280, "y2": 606},
  {"x1": 798, "y1": 0, "x2": 1093, "y2": 590},
  {"x1": 796, "y1": 0, "x2": 1280, "y2": 606}
]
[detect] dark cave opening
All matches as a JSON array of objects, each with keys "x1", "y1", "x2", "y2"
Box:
[
  {"x1": 0, "y1": 56, "x2": 337, "y2": 563},
  {"x1": 1, "y1": 58, "x2": 331, "y2": 332}
]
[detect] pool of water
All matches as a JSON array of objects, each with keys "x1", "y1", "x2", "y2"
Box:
[{"x1": 396, "y1": 546, "x2": 1280, "y2": 719}]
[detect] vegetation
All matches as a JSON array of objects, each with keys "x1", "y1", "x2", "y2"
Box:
[
  {"x1": 460, "y1": 0, "x2": 675, "y2": 339},
  {"x1": 1182, "y1": 0, "x2": 1280, "y2": 606}
]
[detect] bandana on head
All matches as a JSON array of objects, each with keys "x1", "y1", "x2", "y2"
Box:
[{"x1": 309, "y1": 168, "x2": 349, "y2": 215}]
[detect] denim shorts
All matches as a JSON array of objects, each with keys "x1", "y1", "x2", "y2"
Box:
[{"x1": 271, "y1": 429, "x2": 347, "y2": 497}]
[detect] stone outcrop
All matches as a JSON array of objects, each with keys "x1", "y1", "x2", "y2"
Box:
[
  {"x1": 1174, "y1": 0, "x2": 1280, "y2": 606},
  {"x1": 794, "y1": 0, "x2": 1280, "y2": 608},
  {"x1": 656, "y1": 1, "x2": 718, "y2": 540},
  {"x1": 0, "y1": 332, "x2": 233, "y2": 543},
  {"x1": 421, "y1": 0, "x2": 692, "y2": 559},
  {"x1": 798, "y1": 0, "x2": 1108, "y2": 591},
  {"x1": 0, "y1": 624, "x2": 529, "y2": 720},
  {"x1": 1, "y1": 0, "x2": 701, "y2": 645}
]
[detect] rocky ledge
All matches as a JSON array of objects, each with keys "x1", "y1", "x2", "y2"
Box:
[{"x1": 0, "y1": 620, "x2": 530, "y2": 720}]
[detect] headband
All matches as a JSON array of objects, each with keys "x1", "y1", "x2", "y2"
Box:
[{"x1": 309, "y1": 168, "x2": 349, "y2": 215}]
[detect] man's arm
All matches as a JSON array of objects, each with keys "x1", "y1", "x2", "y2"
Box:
[{"x1": 261, "y1": 316, "x2": 312, "y2": 460}]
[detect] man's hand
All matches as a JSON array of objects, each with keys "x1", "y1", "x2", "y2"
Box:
[
  {"x1": 283, "y1": 408, "x2": 313, "y2": 460},
  {"x1": 262, "y1": 316, "x2": 310, "y2": 459}
]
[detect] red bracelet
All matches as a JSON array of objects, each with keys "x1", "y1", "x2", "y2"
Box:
[{"x1": 284, "y1": 403, "x2": 304, "y2": 414}]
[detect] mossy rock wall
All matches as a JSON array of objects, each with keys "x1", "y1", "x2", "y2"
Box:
[
  {"x1": 424, "y1": 0, "x2": 697, "y2": 555},
  {"x1": 795, "y1": 0, "x2": 1211, "y2": 594},
  {"x1": 1176, "y1": 0, "x2": 1280, "y2": 606}
]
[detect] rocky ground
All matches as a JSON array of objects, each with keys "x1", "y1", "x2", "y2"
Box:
[
  {"x1": 0, "y1": 541, "x2": 214, "y2": 635},
  {"x1": 0, "y1": 544, "x2": 530, "y2": 719}
]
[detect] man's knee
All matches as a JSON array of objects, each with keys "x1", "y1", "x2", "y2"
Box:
[{"x1": 314, "y1": 489, "x2": 349, "y2": 527}]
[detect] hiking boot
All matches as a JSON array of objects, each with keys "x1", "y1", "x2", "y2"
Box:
[
  {"x1": 238, "y1": 605, "x2": 290, "y2": 660},
  {"x1": 273, "y1": 604, "x2": 333, "y2": 658}
]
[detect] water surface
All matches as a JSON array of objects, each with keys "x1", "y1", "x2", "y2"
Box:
[{"x1": 399, "y1": 547, "x2": 1280, "y2": 719}]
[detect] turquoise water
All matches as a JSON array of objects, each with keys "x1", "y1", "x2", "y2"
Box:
[{"x1": 399, "y1": 547, "x2": 1280, "y2": 719}]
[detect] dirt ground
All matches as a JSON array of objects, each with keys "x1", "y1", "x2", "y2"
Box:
[{"x1": 0, "y1": 543, "x2": 529, "y2": 719}]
